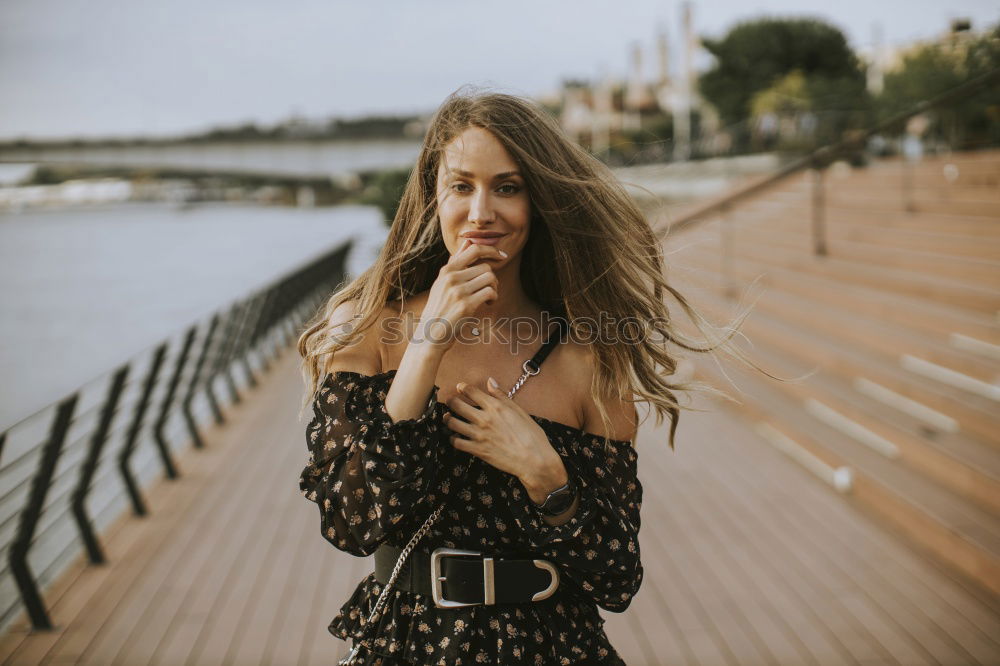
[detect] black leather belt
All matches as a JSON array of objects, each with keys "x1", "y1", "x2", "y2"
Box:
[{"x1": 374, "y1": 544, "x2": 560, "y2": 608}]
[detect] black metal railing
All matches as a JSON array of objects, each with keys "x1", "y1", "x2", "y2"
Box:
[{"x1": 0, "y1": 241, "x2": 352, "y2": 633}]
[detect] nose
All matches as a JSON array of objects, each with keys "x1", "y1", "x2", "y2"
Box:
[{"x1": 468, "y1": 187, "x2": 495, "y2": 224}]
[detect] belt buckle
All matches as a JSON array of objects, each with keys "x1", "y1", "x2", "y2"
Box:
[
  {"x1": 430, "y1": 547, "x2": 493, "y2": 608},
  {"x1": 430, "y1": 547, "x2": 560, "y2": 608}
]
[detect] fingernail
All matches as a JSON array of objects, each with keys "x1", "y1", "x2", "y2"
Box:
[
  {"x1": 488, "y1": 377, "x2": 499, "y2": 390},
  {"x1": 498, "y1": 250, "x2": 508, "y2": 258}
]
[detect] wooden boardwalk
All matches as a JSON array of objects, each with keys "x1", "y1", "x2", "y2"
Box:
[{"x1": 1, "y1": 348, "x2": 998, "y2": 665}]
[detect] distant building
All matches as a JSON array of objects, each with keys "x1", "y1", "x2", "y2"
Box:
[
  {"x1": 859, "y1": 17, "x2": 984, "y2": 95},
  {"x1": 553, "y1": 8, "x2": 710, "y2": 160}
]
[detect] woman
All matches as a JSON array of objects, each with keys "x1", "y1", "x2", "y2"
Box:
[{"x1": 297, "y1": 88, "x2": 750, "y2": 665}]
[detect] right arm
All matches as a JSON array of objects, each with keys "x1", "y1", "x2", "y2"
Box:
[
  {"x1": 299, "y1": 241, "x2": 504, "y2": 556},
  {"x1": 299, "y1": 301, "x2": 446, "y2": 556}
]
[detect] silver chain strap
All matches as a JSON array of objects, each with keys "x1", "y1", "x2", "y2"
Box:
[{"x1": 339, "y1": 360, "x2": 539, "y2": 665}]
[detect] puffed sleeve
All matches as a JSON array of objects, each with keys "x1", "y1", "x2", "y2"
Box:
[
  {"x1": 298, "y1": 369, "x2": 443, "y2": 557},
  {"x1": 508, "y1": 434, "x2": 643, "y2": 612}
]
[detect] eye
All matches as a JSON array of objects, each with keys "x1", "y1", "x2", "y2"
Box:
[
  {"x1": 498, "y1": 183, "x2": 521, "y2": 195},
  {"x1": 451, "y1": 182, "x2": 472, "y2": 192}
]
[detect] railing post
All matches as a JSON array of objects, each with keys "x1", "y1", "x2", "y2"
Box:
[
  {"x1": 202, "y1": 315, "x2": 228, "y2": 426},
  {"x1": 71, "y1": 365, "x2": 130, "y2": 566},
  {"x1": 153, "y1": 326, "x2": 198, "y2": 479},
  {"x1": 118, "y1": 343, "x2": 168, "y2": 517},
  {"x1": 8, "y1": 394, "x2": 78, "y2": 630},
  {"x1": 236, "y1": 292, "x2": 267, "y2": 388},
  {"x1": 719, "y1": 204, "x2": 737, "y2": 301},
  {"x1": 902, "y1": 153, "x2": 917, "y2": 213},
  {"x1": 182, "y1": 314, "x2": 220, "y2": 449},
  {"x1": 251, "y1": 289, "x2": 278, "y2": 371},
  {"x1": 811, "y1": 159, "x2": 828, "y2": 257},
  {"x1": 204, "y1": 302, "x2": 242, "y2": 423},
  {"x1": 216, "y1": 300, "x2": 247, "y2": 407}
]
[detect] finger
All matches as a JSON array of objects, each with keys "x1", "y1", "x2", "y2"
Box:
[
  {"x1": 461, "y1": 270, "x2": 499, "y2": 295},
  {"x1": 457, "y1": 382, "x2": 496, "y2": 410},
  {"x1": 447, "y1": 395, "x2": 484, "y2": 423},
  {"x1": 470, "y1": 285, "x2": 499, "y2": 307},
  {"x1": 485, "y1": 376, "x2": 506, "y2": 398},
  {"x1": 450, "y1": 242, "x2": 506, "y2": 270},
  {"x1": 443, "y1": 412, "x2": 476, "y2": 437},
  {"x1": 450, "y1": 433, "x2": 477, "y2": 453},
  {"x1": 446, "y1": 238, "x2": 473, "y2": 266},
  {"x1": 452, "y1": 263, "x2": 495, "y2": 282}
]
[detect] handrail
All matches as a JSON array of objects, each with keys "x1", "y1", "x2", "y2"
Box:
[
  {"x1": 1, "y1": 241, "x2": 352, "y2": 633},
  {"x1": 656, "y1": 66, "x2": 1000, "y2": 237}
]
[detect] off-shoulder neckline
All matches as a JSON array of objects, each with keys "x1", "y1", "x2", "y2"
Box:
[{"x1": 322, "y1": 370, "x2": 634, "y2": 448}]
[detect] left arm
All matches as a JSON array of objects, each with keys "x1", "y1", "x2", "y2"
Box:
[
  {"x1": 512, "y1": 432, "x2": 643, "y2": 612},
  {"x1": 443, "y1": 363, "x2": 642, "y2": 612},
  {"x1": 514, "y1": 376, "x2": 642, "y2": 612},
  {"x1": 520, "y1": 369, "x2": 638, "y2": 526}
]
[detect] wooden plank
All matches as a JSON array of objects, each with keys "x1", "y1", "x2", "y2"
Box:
[
  {"x1": 305, "y1": 553, "x2": 371, "y2": 665},
  {"x1": 642, "y1": 439, "x2": 842, "y2": 664},
  {"x1": 701, "y1": 398, "x2": 990, "y2": 664},
  {"x1": 151, "y1": 429, "x2": 304, "y2": 664},
  {"x1": 156, "y1": 433, "x2": 305, "y2": 665},
  {"x1": 665, "y1": 398, "x2": 903, "y2": 664},
  {"x1": 263, "y1": 499, "x2": 333, "y2": 665},
  {"x1": 72, "y1": 364, "x2": 300, "y2": 664},
  {"x1": 725, "y1": 420, "x2": 1000, "y2": 662}
]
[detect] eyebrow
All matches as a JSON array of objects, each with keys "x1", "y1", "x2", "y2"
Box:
[{"x1": 447, "y1": 169, "x2": 522, "y2": 180}]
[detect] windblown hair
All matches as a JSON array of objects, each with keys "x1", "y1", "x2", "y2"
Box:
[{"x1": 297, "y1": 85, "x2": 774, "y2": 452}]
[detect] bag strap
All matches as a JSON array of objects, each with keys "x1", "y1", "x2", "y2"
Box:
[{"x1": 338, "y1": 312, "x2": 568, "y2": 665}]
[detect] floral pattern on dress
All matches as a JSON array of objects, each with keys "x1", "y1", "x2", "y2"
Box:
[{"x1": 299, "y1": 369, "x2": 643, "y2": 665}]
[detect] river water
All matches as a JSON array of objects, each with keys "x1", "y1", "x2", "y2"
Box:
[{"x1": 0, "y1": 201, "x2": 386, "y2": 431}]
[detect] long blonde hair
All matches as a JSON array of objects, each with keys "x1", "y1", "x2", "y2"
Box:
[{"x1": 298, "y1": 85, "x2": 773, "y2": 451}]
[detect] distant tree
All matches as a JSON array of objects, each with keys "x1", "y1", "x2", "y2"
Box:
[
  {"x1": 750, "y1": 70, "x2": 811, "y2": 116},
  {"x1": 877, "y1": 22, "x2": 1000, "y2": 148},
  {"x1": 358, "y1": 167, "x2": 412, "y2": 227},
  {"x1": 331, "y1": 116, "x2": 419, "y2": 140},
  {"x1": 699, "y1": 17, "x2": 869, "y2": 125}
]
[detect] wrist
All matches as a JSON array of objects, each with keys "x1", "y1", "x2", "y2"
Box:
[
  {"x1": 522, "y1": 455, "x2": 569, "y2": 505},
  {"x1": 402, "y1": 336, "x2": 447, "y2": 367},
  {"x1": 410, "y1": 314, "x2": 455, "y2": 352}
]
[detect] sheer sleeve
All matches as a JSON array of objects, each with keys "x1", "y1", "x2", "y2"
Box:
[
  {"x1": 508, "y1": 434, "x2": 643, "y2": 612},
  {"x1": 298, "y1": 369, "x2": 443, "y2": 557}
]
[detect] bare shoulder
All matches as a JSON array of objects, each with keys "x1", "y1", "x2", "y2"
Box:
[
  {"x1": 563, "y1": 342, "x2": 638, "y2": 444},
  {"x1": 323, "y1": 299, "x2": 396, "y2": 376}
]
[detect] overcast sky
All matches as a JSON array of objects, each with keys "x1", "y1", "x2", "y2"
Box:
[{"x1": 1, "y1": 0, "x2": 997, "y2": 140}]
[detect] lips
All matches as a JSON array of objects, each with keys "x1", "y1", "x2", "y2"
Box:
[{"x1": 461, "y1": 232, "x2": 507, "y2": 246}]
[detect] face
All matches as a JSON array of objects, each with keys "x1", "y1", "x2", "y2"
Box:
[{"x1": 435, "y1": 126, "x2": 531, "y2": 264}]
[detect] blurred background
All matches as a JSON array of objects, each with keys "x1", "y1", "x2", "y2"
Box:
[{"x1": 1, "y1": 1, "x2": 998, "y2": 664}]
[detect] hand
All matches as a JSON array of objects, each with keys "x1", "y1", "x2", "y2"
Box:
[
  {"x1": 417, "y1": 239, "x2": 506, "y2": 352},
  {"x1": 443, "y1": 377, "x2": 561, "y2": 483}
]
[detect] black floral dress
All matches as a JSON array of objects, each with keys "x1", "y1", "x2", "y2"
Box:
[{"x1": 299, "y1": 369, "x2": 643, "y2": 665}]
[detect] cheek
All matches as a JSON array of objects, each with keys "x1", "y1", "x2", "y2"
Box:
[
  {"x1": 437, "y1": 199, "x2": 463, "y2": 253},
  {"x1": 510, "y1": 200, "x2": 532, "y2": 233},
  {"x1": 437, "y1": 192, "x2": 465, "y2": 221}
]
